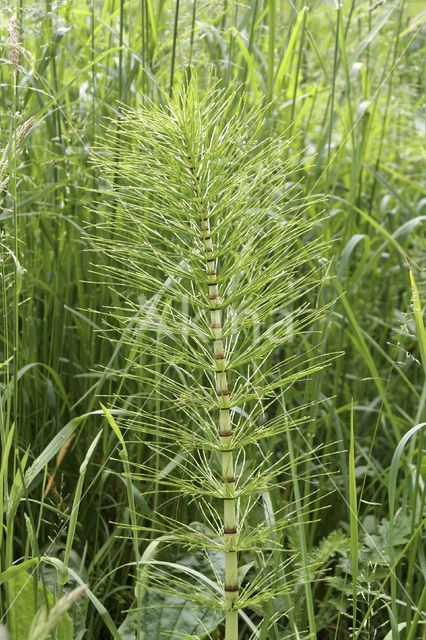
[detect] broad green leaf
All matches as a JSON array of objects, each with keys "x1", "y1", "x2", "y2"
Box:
[
  {"x1": 43, "y1": 557, "x2": 121, "y2": 640},
  {"x1": 7, "y1": 571, "x2": 73, "y2": 640},
  {"x1": 119, "y1": 544, "x2": 225, "y2": 640},
  {"x1": 0, "y1": 558, "x2": 40, "y2": 585},
  {"x1": 118, "y1": 591, "x2": 222, "y2": 640}
]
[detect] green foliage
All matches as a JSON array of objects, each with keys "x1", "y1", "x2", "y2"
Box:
[
  {"x1": 119, "y1": 545, "x2": 225, "y2": 640},
  {"x1": 0, "y1": 1, "x2": 425, "y2": 638},
  {"x1": 119, "y1": 592, "x2": 220, "y2": 640},
  {"x1": 92, "y1": 81, "x2": 329, "y2": 638},
  {"x1": 7, "y1": 571, "x2": 73, "y2": 640}
]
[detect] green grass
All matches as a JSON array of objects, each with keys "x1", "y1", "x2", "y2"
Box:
[{"x1": 0, "y1": 1, "x2": 425, "y2": 638}]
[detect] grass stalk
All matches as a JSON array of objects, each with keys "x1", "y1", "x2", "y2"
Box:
[
  {"x1": 349, "y1": 402, "x2": 359, "y2": 636},
  {"x1": 8, "y1": 16, "x2": 19, "y2": 459},
  {"x1": 169, "y1": 0, "x2": 180, "y2": 96},
  {"x1": 285, "y1": 410, "x2": 316, "y2": 639},
  {"x1": 266, "y1": 0, "x2": 276, "y2": 104}
]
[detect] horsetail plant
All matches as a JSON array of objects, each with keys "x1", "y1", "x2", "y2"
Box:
[{"x1": 93, "y1": 82, "x2": 330, "y2": 639}]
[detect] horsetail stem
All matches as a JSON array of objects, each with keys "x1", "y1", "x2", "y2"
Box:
[
  {"x1": 92, "y1": 84, "x2": 332, "y2": 638},
  {"x1": 184, "y1": 139, "x2": 239, "y2": 639}
]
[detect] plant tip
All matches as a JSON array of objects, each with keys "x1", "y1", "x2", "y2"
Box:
[{"x1": 8, "y1": 15, "x2": 19, "y2": 74}]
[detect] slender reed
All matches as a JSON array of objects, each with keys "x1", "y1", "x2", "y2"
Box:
[{"x1": 8, "y1": 15, "x2": 19, "y2": 452}]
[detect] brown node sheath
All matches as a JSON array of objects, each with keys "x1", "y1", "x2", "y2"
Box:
[{"x1": 224, "y1": 527, "x2": 237, "y2": 534}]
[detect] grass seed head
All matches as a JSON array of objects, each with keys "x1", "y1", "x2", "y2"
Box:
[{"x1": 8, "y1": 16, "x2": 19, "y2": 74}]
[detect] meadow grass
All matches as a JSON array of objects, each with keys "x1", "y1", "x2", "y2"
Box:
[{"x1": 0, "y1": 1, "x2": 425, "y2": 638}]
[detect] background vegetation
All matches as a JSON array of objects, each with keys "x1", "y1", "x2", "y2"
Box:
[{"x1": 0, "y1": 0, "x2": 425, "y2": 638}]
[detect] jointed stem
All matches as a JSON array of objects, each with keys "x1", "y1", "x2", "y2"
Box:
[
  {"x1": 206, "y1": 227, "x2": 238, "y2": 639},
  {"x1": 184, "y1": 139, "x2": 239, "y2": 640}
]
